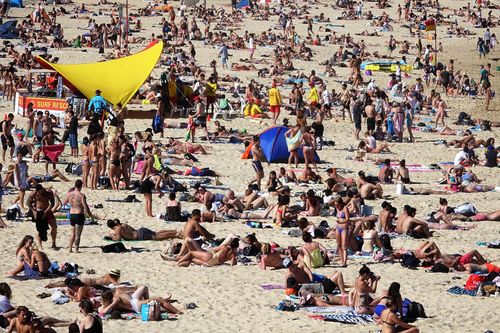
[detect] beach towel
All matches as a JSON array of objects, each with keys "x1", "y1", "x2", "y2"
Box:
[
  {"x1": 312, "y1": 312, "x2": 374, "y2": 324},
  {"x1": 304, "y1": 306, "x2": 353, "y2": 314},
  {"x1": 447, "y1": 286, "x2": 477, "y2": 296},
  {"x1": 42, "y1": 144, "x2": 65, "y2": 162},
  {"x1": 134, "y1": 160, "x2": 145, "y2": 175},
  {"x1": 285, "y1": 130, "x2": 302, "y2": 152},
  {"x1": 260, "y1": 284, "x2": 285, "y2": 290}
]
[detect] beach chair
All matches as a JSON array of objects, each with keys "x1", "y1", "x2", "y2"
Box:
[{"x1": 213, "y1": 98, "x2": 236, "y2": 120}]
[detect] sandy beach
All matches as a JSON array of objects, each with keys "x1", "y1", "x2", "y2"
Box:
[{"x1": 0, "y1": 0, "x2": 499, "y2": 332}]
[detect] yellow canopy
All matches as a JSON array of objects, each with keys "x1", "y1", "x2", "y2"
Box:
[{"x1": 35, "y1": 40, "x2": 163, "y2": 106}]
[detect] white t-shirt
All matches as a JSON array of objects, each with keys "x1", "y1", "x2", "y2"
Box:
[
  {"x1": 248, "y1": 37, "x2": 254, "y2": 50},
  {"x1": 366, "y1": 136, "x2": 376, "y2": 149},
  {"x1": 0, "y1": 295, "x2": 12, "y2": 313},
  {"x1": 321, "y1": 90, "x2": 331, "y2": 105},
  {"x1": 453, "y1": 151, "x2": 468, "y2": 166}
]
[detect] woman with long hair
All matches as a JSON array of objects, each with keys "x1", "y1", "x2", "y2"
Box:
[
  {"x1": 334, "y1": 198, "x2": 350, "y2": 267},
  {"x1": 7, "y1": 235, "x2": 34, "y2": 277}
]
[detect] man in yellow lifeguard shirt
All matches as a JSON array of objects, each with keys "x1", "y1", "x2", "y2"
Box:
[
  {"x1": 168, "y1": 73, "x2": 177, "y2": 117},
  {"x1": 268, "y1": 82, "x2": 282, "y2": 125},
  {"x1": 204, "y1": 76, "x2": 217, "y2": 115},
  {"x1": 306, "y1": 81, "x2": 319, "y2": 116}
]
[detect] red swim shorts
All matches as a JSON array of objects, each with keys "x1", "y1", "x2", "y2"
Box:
[
  {"x1": 485, "y1": 263, "x2": 500, "y2": 273},
  {"x1": 459, "y1": 253, "x2": 473, "y2": 266},
  {"x1": 269, "y1": 105, "x2": 280, "y2": 113}
]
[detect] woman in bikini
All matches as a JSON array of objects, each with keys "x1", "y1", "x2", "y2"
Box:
[
  {"x1": 360, "y1": 219, "x2": 383, "y2": 256},
  {"x1": 433, "y1": 94, "x2": 446, "y2": 128},
  {"x1": 301, "y1": 126, "x2": 317, "y2": 171},
  {"x1": 119, "y1": 136, "x2": 132, "y2": 189},
  {"x1": 81, "y1": 137, "x2": 90, "y2": 188},
  {"x1": 352, "y1": 265, "x2": 380, "y2": 314},
  {"x1": 177, "y1": 238, "x2": 239, "y2": 267},
  {"x1": 380, "y1": 297, "x2": 419, "y2": 332},
  {"x1": 7, "y1": 235, "x2": 34, "y2": 277},
  {"x1": 88, "y1": 136, "x2": 99, "y2": 190},
  {"x1": 139, "y1": 173, "x2": 164, "y2": 217},
  {"x1": 335, "y1": 197, "x2": 350, "y2": 267},
  {"x1": 223, "y1": 203, "x2": 276, "y2": 220}
]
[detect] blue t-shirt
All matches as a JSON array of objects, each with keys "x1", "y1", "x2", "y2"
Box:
[{"x1": 88, "y1": 95, "x2": 107, "y2": 114}]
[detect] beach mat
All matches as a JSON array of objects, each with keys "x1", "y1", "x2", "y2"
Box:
[
  {"x1": 311, "y1": 312, "x2": 374, "y2": 324},
  {"x1": 304, "y1": 306, "x2": 353, "y2": 314},
  {"x1": 261, "y1": 284, "x2": 285, "y2": 290},
  {"x1": 447, "y1": 286, "x2": 477, "y2": 296}
]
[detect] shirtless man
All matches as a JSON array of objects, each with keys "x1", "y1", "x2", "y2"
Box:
[
  {"x1": 1, "y1": 113, "x2": 15, "y2": 161},
  {"x1": 365, "y1": 101, "x2": 376, "y2": 134},
  {"x1": 63, "y1": 180, "x2": 92, "y2": 253},
  {"x1": 249, "y1": 135, "x2": 265, "y2": 190},
  {"x1": 376, "y1": 201, "x2": 394, "y2": 232},
  {"x1": 107, "y1": 137, "x2": 121, "y2": 190},
  {"x1": 284, "y1": 258, "x2": 346, "y2": 295},
  {"x1": 7, "y1": 306, "x2": 35, "y2": 333},
  {"x1": 45, "y1": 269, "x2": 121, "y2": 290},
  {"x1": 107, "y1": 219, "x2": 181, "y2": 241},
  {"x1": 28, "y1": 184, "x2": 57, "y2": 249},
  {"x1": 359, "y1": 183, "x2": 384, "y2": 200},
  {"x1": 378, "y1": 159, "x2": 394, "y2": 183},
  {"x1": 163, "y1": 209, "x2": 215, "y2": 261},
  {"x1": 339, "y1": 84, "x2": 351, "y2": 121},
  {"x1": 195, "y1": 186, "x2": 225, "y2": 206},
  {"x1": 222, "y1": 190, "x2": 245, "y2": 212},
  {"x1": 396, "y1": 206, "x2": 430, "y2": 238}
]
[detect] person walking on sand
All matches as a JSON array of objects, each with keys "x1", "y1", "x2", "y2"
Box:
[
  {"x1": 63, "y1": 180, "x2": 92, "y2": 253},
  {"x1": 249, "y1": 135, "x2": 265, "y2": 191},
  {"x1": 268, "y1": 82, "x2": 282, "y2": 125},
  {"x1": 218, "y1": 42, "x2": 229, "y2": 70},
  {"x1": 28, "y1": 184, "x2": 58, "y2": 250}
]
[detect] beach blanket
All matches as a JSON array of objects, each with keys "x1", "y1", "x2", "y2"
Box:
[
  {"x1": 311, "y1": 312, "x2": 374, "y2": 324},
  {"x1": 304, "y1": 306, "x2": 354, "y2": 314},
  {"x1": 447, "y1": 286, "x2": 477, "y2": 296},
  {"x1": 42, "y1": 144, "x2": 65, "y2": 162},
  {"x1": 260, "y1": 284, "x2": 285, "y2": 290},
  {"x1": 285, "y1": 130, "x2": 302, "y2": 152}
]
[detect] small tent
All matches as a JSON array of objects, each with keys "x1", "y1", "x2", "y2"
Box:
[
  {"x1": 0, "y1": 20, "x2": 19, "y2": 39},
  {"x1": 10, "y1": 0, "x2": 23, "y2": 8},
  {"x1": 236, "y1": 0, "x2": 250, "y2": 9},
  {"x1": 258, "y1": 126, "x2": 320, "y2": 163}
]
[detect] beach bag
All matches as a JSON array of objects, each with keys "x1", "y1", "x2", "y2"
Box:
[
  {"x1": 101, "y1": 242, "x2": 128, "y2": 253},
  {"x1": 454, "y1": 203, "x2": 477, "y2": 217},
  {"x1": 6, "y1": 207, "x2": 19, "y2": 220},
  {"x1": 71, "y1": 164, "x2": 82, "y2": 176},
  {"x1": 141, "y1": 301, "x2": 160, "y2": 321},
  {"x1": 402, "y1": 298, "x2": 426, "y2": 323},
  {"x1": 98, "y1": 176, "x2": 111, "y2": 189},
  {"x1": 152, "y1": 114, "x2": 163, "y2": 134},
  {"x1": 401, "y1": 253, "x2": 420, "y2": 268},
  {"x1": 464, "y1": 274, "x2": 487, "y2": 291},
  {"x1": 65, "y1": 162, "x2": 74, "y2": 173}
]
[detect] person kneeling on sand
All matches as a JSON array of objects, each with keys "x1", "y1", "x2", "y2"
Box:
[{"x1": 106, "y1": 219, "x2": 182, "y2": 241}]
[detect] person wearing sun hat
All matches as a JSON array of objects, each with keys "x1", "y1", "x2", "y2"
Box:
[{"x1": 268, "y1": 81, "x2": 282, "y2": 125}]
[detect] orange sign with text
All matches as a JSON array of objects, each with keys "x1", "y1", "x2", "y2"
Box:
[{"x1": 15, "y1": 94, "x2": 68, "y2": 117}]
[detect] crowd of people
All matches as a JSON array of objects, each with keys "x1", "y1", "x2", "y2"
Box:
[{"x1": 0, "y1": 0, "x2": 498, "y2": 332}]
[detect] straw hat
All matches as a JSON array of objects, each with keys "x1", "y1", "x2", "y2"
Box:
[{"x1": 109, "y1": 269, "x2": 121, "y2": 277}]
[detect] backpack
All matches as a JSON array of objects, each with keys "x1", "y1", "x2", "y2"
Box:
[
  {"x1": 98, "y1": 176, "x2": 111, "y2": 189},
  {"x1": 141, "y1": 301, "x2": 160, "y2": 321},
  {"x1": 71, "y1": 164, "x2": 83, "y2": 176},
  {"x1": 152, "y1": 114, "x2": 163, "y2": 134},
  {"x1": 101, "y1": 242, "x2": 128, "y2": 253},
  {"x1": 402, "y1": 298, "x2": 427, "y2": 323},
  {"x1": 401, "y1": 253, "x2": 421, "y2": 268},
  {"x1": 464, "y1": 274, "x2": 487, "y2": 291},
  {"x1": 6, "y1": 207, "x2": 19, "y2": 220},
  {"x1": 454, "y1": 203, "x2": 478, "y2": 217}
]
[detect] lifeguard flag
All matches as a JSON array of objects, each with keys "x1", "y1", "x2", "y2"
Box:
[{"x1": 424, "y1": 18, "x2": 436, "y2": 31}]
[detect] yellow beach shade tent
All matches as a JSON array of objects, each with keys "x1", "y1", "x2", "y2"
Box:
[{"x1": 35, "y1": 40, "x2": 163, "y2": 106}]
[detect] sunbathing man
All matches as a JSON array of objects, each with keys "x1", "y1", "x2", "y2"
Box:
[
  {"x1": 162, "y1": 209, "x2": 216, "y2": 261},
  {"x1": 106, "y1": 218, "x2": 182, "y2": 241},
  {"x1": 462, "y1": 262, "x2": 500, "y2": 274},
  {"x1": 396, "y1": 206, "x2": 430, "y2": 238},
  {"x1": 6, "y1": 306, "x2": 36, "y2": 333},
  {"x1": 359, "y1": 182, "x2": 384, "y2": 200},
  {"x1": 284, "y1": 258, "x2": 347, "y2": 296},
  {"x1": 435, "y1": 250, "x2": 488, "y2": 270},
  {"x1": 98, "y1": 286, "x2": 183, "y2": 315},
  {"x1": 45, "y1": 269, "x2": 122, "y2": 289},
  {"x1": 221, "y1": 203, "x2": 276, "y2": 220},
  {"x1": 26, "y1": 169, "x2": 70, "y2": 188},
  {"x1": 258, "y1": 245, "x2": 298, "y2": 270}
]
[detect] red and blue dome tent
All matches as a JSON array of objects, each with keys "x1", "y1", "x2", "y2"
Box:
[{"x1": 242, "y1": 126, "x2": 320, "y2": 163}]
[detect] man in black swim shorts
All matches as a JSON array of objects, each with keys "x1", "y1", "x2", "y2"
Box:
[
  {"x1": 250, "y1": 135, "x2": 265, "y2": 190},
  {"x1": 1, "y1": 113, "x2": 15, "y2": 161}
]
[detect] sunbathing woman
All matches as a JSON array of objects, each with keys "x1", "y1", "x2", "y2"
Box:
[
  {"x1": 278, "y1": 167, "x2": 298, "y2": 184},
  {"x1": 299, "y1": 189, "x2": 321, "y2": 216},
  {"x1": 222, "y1": 203, "x2": 276, "y2": 220},
  {"x1": 45, "y1": 270, "x2": 121, "y2": 289},
  {"x1": 358, "y1": 140, "x2": 392, "y2": 154},
  {"x1": 165, "y1": 138, "x2": 208, "y2": 154},
  {"x1": 392, "y1": 240, "x2": 442, "y2": 262},
  {"x1": 259, "y1": 245, "x2": 297, "y2": 270},
  {"x1": 300, "y1": 232, "x2": 329, "y2": 269},
  {"x1": 325, "y1": 167, "x2": 354, "y2": 185},
  {"x1": 177, "y1": 237, "x2": 239, "y2": 267},
  {"x1": 335, "y1": 198, "x2": 350, "y2": 267},
  {"x1": 359, "y1": 219, "x2": 384, "y2": 256}
]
